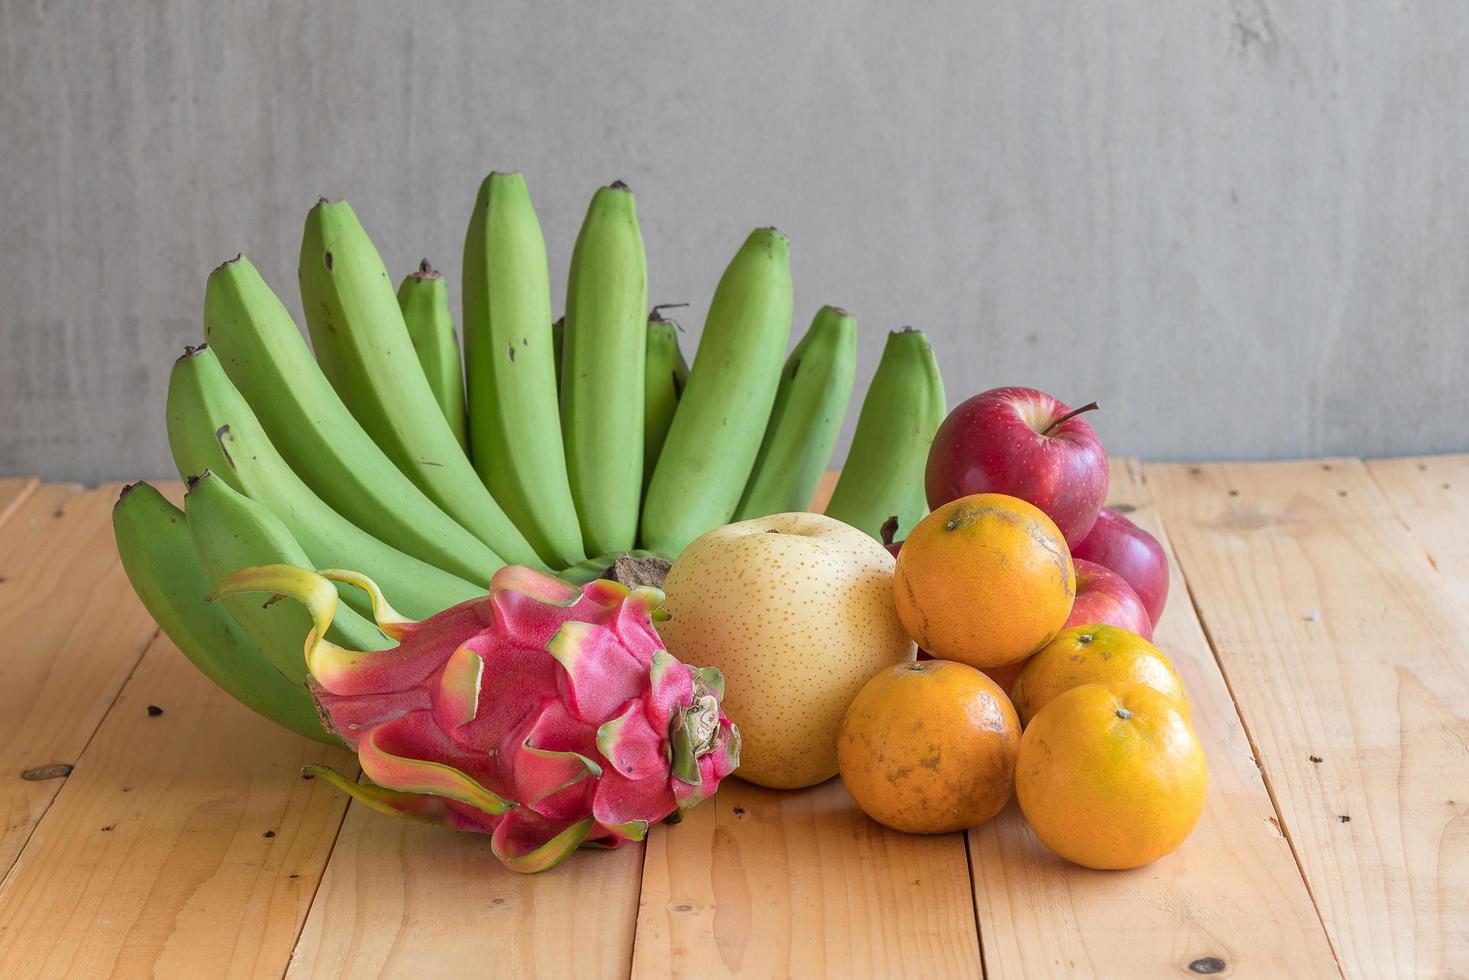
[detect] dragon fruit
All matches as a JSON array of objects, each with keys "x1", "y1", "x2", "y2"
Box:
[{"x1": 214, "y1": 563, "x2": 740, "y2": 873}]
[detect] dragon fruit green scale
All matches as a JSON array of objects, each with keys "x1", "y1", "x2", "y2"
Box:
[{"x1": 212, "y1": 563, "x2": 740, "y2": 873}]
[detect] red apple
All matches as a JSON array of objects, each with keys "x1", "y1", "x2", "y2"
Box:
[
  {"x1": 1064, "y1": 558, "x2": 1153, "y2": 639},
  {"x1": 1072, "y1": 507, "x2": 1169, "y2": 625},
  {"x1": 925, "y1": 387, "x2": 1108, "y2": 546}
]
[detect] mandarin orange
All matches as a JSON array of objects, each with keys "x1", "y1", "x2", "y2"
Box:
[
  {"x1": 1016, "y1": 681, "x2": 1207, "y2": 869},
  {"x1": 893, "y1": 493, "x2": 1074, "y2": 668},
  {"x1": 838, "y1": 660, "x2": 1019, "y2": 833},
  {"x1": 1010, "y1": 624, "x2": 1190, "y2": 727}
]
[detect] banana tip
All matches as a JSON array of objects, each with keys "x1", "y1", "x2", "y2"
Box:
[{"x1": 210, "y1": 253, "x2": 243, "y2": 276}]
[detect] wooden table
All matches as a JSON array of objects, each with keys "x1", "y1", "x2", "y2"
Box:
[{"x1": 0, "y1": 457, "x2": 1465, "y2": 978}]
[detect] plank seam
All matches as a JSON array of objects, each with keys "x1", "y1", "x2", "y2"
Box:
[
  {"x1": 1138, "y1": 461, "x2": 1347, "y2": 980},
  {"x1": 622, "y1": 828, "x2": 654, "y2": 979},
  {"x1": 962, "y1": 832, "x2": 988, "y2": 980},
  {"x1": 281, "y1": 792, "x2": 356, "y2": 979},
  {"x1": 1363, "y1": 462, "x2": 1442, "y2": 577}
]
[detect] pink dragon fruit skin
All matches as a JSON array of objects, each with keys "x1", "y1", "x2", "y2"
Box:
[{"x1": 215, "y1": 564, "x2": 740, "y2": 873}]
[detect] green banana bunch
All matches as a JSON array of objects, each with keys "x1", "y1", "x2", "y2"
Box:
[
  {"x1": 203, "y1": 255, "x2": 516, "y2": 581},
  {"x1": 462, "y1": 172, "x2": 586, "y2": 568},
  {"x1": 119, "y1": 172, "x2": 964, "y2": 776},
  {"x1": 112, "y1": 481, "x2": 334, "y2": 744},
  {"x1": 299, "y1": 200, "x2": 536, "y2": 567},
  {"x1": 397, "y1": 260, "x2": 469, "y2": 452},
  {"x1": 561, "y1": 182, "x2": 648, "y2": 556},
  {"x1": 184, "y1": 470, "x2": 391, "y2": 685},
  {"x1": 734, "y1": 305, "x2": 857, "y2": 519},
  {"x1": 640, "y1": 229, "x2": 793, "y2": 555},
  {"x1": 642, "y1": 307, "x2": 690, "y2": 492},
  {"x1": 824, "y1": 327, "x2": 947, "y2": 540},
  {"x1": 165, "y1": 345, "x2": 483, "y2": 620}
]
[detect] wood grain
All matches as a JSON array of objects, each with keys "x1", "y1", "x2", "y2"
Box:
[
  {"x1": 0, "y1": 633, "x2": 353, "y2": 977},
  {"x1": 286, "y1": 805, "x2": 642, "y2": 978},
  {"x1": 1367, "y1": 454, "x2": 1469, "y2": 611},
  {"x1": 0, "y1": 483, "x2": 163, "y2": 877},
  {"x1": 1147, "y1": 459, "x2": 1469, "y2": 978},
  {"x1": 0, "y1": 476, "x2": 38, "y2": 526},
  {"x1": 632, "y1": 777, "x2": 981, "y2": 978},
  {"x1": 966, "y1": 459, "x2": 1339, "y2": 978}
]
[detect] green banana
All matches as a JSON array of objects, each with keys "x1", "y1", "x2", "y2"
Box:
[
  {"x1": 734, "y1": 305, "x2": 857, "y2": 519},
  {"x1": 640, "y1": 228, "x2": 793, "y2": 555},
  {"x1": 462, "y1": 172, "x2": 586, "y2": 568},
  {"x1": 111, "y1": 481, "x2": 335, "y2": 745},
  {"x1": 641, "y1": 307, "x2": 690, "y2": 492},
  {"x1": 561, "y1": 182, "x2": 648, "y2": 556},
  {"x1": 298, "y1": 199, "x2": 538, "y2": 567},
  {"x1": 823, "y1": 327, "x2": 947, "y2": 541},
  {"x1": 397, "y1": 259, "x2": 469, "y2": 451},
  {"x1": 204, "y1": 255, "x2": 516, "y2": 581},
  {"x1": 165, "y1": 345, "x2": 483, "y2": 620},
  {"x1": 184, "y1": 470, "x2": 391, "y2": 691}
]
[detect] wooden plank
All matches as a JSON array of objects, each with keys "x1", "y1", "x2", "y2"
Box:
[
  {"x1": 0, "y1": 633, "x2": 353, "y2": 976},
  {"x1": 286, "y1": 806, "x2": 642, "y2": 978},
  {"x1": 0, "y1": 483, "x2": 163, "y2": 877},
  {"x1": 0, "y1": 476, "x2": 38, "y2": 527},
  {"x1": 632, "y1": 778, "x2": 981, "y2": 978},
  {"x1": 1147, "y1": 458, "x2": 1469, "y2": 978},
  {"x1": 966, "y1": 458, "x2": 1338, "y2": 978},
  {"x1": 1366, "y1": 453, "x2": 1469, "y2": 611}
]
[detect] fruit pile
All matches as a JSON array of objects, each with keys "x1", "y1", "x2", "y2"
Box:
[
  {"x1": 114, "y1": 169, "x2": 1206, "y2": 875},
  {"x1": 659, "y1": 386, "x2": 1208, "y2": 871},
  {"x1": 112, "y1": 173, "x2": 947, "y2": 872}
]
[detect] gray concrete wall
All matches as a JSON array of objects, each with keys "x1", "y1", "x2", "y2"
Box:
[{"x1": 3, "y1": 0, "x2": 1467, "y2": 483}]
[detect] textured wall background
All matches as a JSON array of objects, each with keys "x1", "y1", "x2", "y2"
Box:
[{"x1": 3, "y1": 1, "x2": 1468, "y2": 483}]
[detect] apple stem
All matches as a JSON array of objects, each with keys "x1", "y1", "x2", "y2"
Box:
[{"x1": 1041, "y1": 401, "x2": 1100, "y2": 436}]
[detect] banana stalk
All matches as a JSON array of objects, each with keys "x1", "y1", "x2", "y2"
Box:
[
  {"x1": 823, "y1": 327, "x2": 947, "y2": 540},
  {"x1": 734, "y1": 305, "x2": 857, "y2": 519},
  {"x1": 112, "y1": 482, "x2": 336, "y2": 745},
  {"x1": 640, "y1": 228, "x2": 793, "y2": 555},
  {"x1": 561, "y1": 182, "x2": 648, "y2": 556},
  {"x1": 642, "y1": 307, "x2": 690, "y2": 493},
  {"x1": 462, "y1": 172, "x2": 586, "y2": 567},
  {"x1": 299, "y1": 199, "x2": 537, "y2": 567},
  {"x1": 397, "y1": 259, "x2": 469, "y2": 452},
  {"x1": 205, "y1": 255, "x2": 515, "y2": 580},
  {"x1": 165, "y1": 345, "x2": 483, "y2": 620}
]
